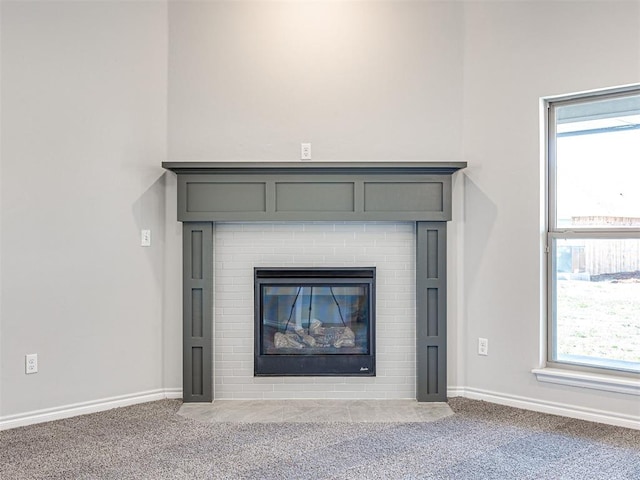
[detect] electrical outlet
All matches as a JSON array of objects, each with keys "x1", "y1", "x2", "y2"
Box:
[
  {"x1": 141, "y1": 229, "x2": 151, "y2": 247},
  {"x1": 301, "y1": 143, "x2": 312, "y2": 160},
  {"x1": 25, "y1": 354, "x2": 38, "y2": 374},
  {"x1": 478, "y1": 338, "x2": 489, "y2": 356}
]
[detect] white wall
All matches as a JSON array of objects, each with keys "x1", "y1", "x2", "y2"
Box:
[
  {"x1": 461, "y1": 1, "x2": 640, "y2": 419},
  {"x1": 1, "y1": 0, "x2": 638, "y2": 425},
  {"x1": 0, "y1": 2, "x2": 170, "y2": 417},
  {"x1": 168, "y1": 1, "x2": 464, "y2": 161}
]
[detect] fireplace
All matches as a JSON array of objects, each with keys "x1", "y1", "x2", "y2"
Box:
[
  {"x1": 254, "y1": 267, "x2": 376, "y2": 376},
  {"x1": 163, "y1": 161, "x2": 466, "y2": 403}
]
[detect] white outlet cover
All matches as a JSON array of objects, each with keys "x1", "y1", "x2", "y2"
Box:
[
  {"x1": 301, "y1": 143, "x2": 312, "y2": 160},
  {"x1": 478, "y1": 338, "x2": 489, "y2": 356},
  {"x1": 25, "y1": 353, "x2": 38, "y2": 374}
]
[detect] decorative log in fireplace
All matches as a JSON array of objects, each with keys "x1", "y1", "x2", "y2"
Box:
[{"x1": 163, "y1": 161, "x2": 466, "y2": 403}]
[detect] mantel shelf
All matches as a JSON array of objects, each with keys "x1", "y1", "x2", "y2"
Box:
[
  {"x1": 163, "y1": 161, "x2": 466, "y2": 223},
  {"x1": 162, "y1": 161, "x2": 467, "y2": 176}
]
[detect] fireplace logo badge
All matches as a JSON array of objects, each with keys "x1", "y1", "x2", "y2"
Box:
[{"x1": 360, "y1": 367, "x2": 369, "y2": 372}]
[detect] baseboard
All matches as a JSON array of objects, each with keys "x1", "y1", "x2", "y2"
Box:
[
  {"x1": 4, "y1": 386, "x2": 636, "y2": 431},
  {"x1": 446, "y1": 386, "x2": 466, "y2": 398},
  {"x1": 0, "y1": 388, "x2": 183, "y2": 431},
  {"x1": 447, "y1": 386, "x2": 639, "y2": 430}
]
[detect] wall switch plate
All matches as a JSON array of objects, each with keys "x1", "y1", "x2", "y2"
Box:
[
  {"x1": 301, "y1": 143, "x2": 312, "y2": 160},
  {"x1": 141, "y1": 229, "x2": 151, "y2": 247},
  {"x1": 25, "y1": 354, "x2": 38, "y2": 374},
  {"x1": 478, "y1": 337, "x2": 489, "y2": 356}
]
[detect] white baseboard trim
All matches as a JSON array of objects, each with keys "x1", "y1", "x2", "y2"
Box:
[
  {"x1": 447, "y1": 386, "x2": 466, "y2": 398},
  {"x1": 447, "y1": 386, "x2": 639, "y2": 430},
  {"x1": 4, "y1": 386, "x2": 636, "y2": 431},
  {"x1": 0, "y1": 388, "x2": 183, "y2": 431},
  {"x1": 164, "y1": 388, "x2": 184, "y2": 399}
]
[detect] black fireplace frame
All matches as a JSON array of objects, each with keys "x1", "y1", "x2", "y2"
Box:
[{"x1": 254, "y1": 267, "x2": 376, "y2": 376}]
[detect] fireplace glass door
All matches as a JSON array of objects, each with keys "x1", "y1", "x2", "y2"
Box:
[{"x1": 254, "y1": 268, "x2": 375, "y2": 376}]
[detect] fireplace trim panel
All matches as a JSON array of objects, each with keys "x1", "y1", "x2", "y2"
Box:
[{"x1": 163, "y1": 161, "x2": 466, "y2": 403}]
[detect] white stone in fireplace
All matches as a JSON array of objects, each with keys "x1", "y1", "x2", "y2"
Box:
[{"x1": 213, "y1": 222, "x2": 416, "y2": 400}]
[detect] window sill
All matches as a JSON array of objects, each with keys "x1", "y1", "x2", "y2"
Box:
[{"x1": 532, "y1": 367, "x2": 640, "y2": 396}]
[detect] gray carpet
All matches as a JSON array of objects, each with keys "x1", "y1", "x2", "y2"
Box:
[{"x1": 1, "y1": 398, "x2": 639, "y2": 479}]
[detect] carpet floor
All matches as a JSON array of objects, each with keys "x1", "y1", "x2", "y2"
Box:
[{"x1": 1, "y1": 398, "x2": 639, "y2": 479}]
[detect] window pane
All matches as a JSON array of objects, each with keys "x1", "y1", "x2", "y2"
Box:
[
  {"x1": 553, "y1": 238, "x2": 640, "y2": 372},
  {"x1": 555, "y1": 95, "x2": 640, "y2": 229}
]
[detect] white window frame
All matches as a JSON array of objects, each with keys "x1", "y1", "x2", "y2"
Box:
[{"x1": 538, "y1": 85, "x2": 640, "y2": 392}]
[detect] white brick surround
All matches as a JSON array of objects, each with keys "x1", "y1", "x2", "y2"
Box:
[{"x1": 213, "y1": 222, "x2": 416, "y2": 399}]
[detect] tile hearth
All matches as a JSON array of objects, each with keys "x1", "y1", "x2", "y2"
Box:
[{"x1": 178, "y1": 400, "x2": 453, "y2": 423}]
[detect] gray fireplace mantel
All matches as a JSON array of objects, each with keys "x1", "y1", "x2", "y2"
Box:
[{"x1": 163, "y1": 161, "x2": 466, "y2": 403}]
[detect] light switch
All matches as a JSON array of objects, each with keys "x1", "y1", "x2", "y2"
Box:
[{"x1": 141, "y1": 229, "x2": 151, "y2": 247}]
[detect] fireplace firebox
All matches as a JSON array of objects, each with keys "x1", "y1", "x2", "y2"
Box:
[{"x1": 254, "y1": 267, "x2": 376, "y2": 376}]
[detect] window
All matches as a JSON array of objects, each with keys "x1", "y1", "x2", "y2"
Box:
[{"x1": 547, "y1": 86, "x2": 640, "y2": 375}]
